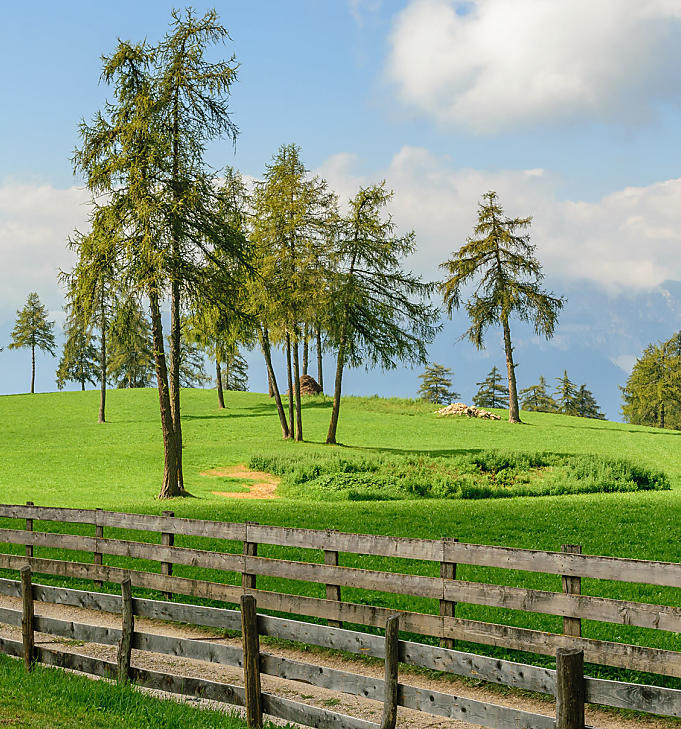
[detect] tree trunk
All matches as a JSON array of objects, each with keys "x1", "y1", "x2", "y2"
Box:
[
  {"x1": 268, "y1": 371, "x2": 274, "y2": 397},
  {"x1": 169, "y1": 282, "x2": 184, "y2": 490},
  {"x1": 293, "y1": 334, "x2": 303, "y2": 441},
  {"x1": 502, "y1": 317, "x2": 522, "y2": 424},
  {"x1": 660, "y1": 401, "x2": 665, "y2": 429},
  {"x1": 30, "y1": 343, "x2": 35, "y2": 394},
  {"x1": 81, "y1": 381, "x2": 85, "y2": 392},
  {"x1": 98, "y1": 289, "x2": 106, "y2": 424},
  {"x1": 285, "y1": 332, "x2": 295, "y2": 440},
  {"x1": 326, "y1": 320, "x2": 348, "y2": 445},
  {"x1": 149, "y1": 290, "x2": 186, "y2": 499},
  {"x1": 259, "y1": 327, "x2": 289, "y2": 439},
  {"x1": 302, "y1": 324, "x2": 309, "y2": 376},
  {"x1": 216, "y1": 357, "x2": 225, "y2": 409},
  {"x1": 316, "y1": 325, "x2": 323, "y2": 392}
]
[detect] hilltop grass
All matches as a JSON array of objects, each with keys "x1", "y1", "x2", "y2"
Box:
[
  {"x1": 0, "y1": 653, "x2": 255, "y2": 729},
  {"x1": 2, "y1": 388, "x2": 681, "y2": 684}
]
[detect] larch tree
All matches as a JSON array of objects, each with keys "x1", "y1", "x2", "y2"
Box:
[
  {"x1": 440, "y1": 191, "x2": 564, "y2": 423},
  {"x1": 554, "y1": 370, "x2": 580, "y2": 415},
  {"x1": 326, "y1": 182, "x2": 440, "y2": 445},
  {"x1": 252, "y1": 144, "x2": 335, "y2": 442},
  {"x1": 519, "y1": 375, "x2": 557, "y2": 412},
  {"x1": 107, "y1": 296, "x2": 155, "y2": 388},
  {"x1": 417, "y1": 363, "x2": 460, "y2": 404},
  {"x1": 473, "y1": 366, "x2": 509, "y2": 409},
  {"x1": 9, "y1": 292, "x2": 56, "y2": 394},
  {"x1": 575, "y1": 384, "x2": 605, "y2": 420},
  {"x1": 56, "y1": 310, "x2": 99, "y2": 391}
]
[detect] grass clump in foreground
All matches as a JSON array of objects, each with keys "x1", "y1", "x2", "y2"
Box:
[
  {"x1": 249, "y1": 451, "x2": 670, "y2": 501},
  {"x1": 0, "y1": 653, "x2": 258, "y2": 729}
]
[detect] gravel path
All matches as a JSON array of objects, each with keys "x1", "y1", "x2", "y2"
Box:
[{"x1": 0, "y1": 594, "x2": 673, "y2": 729}]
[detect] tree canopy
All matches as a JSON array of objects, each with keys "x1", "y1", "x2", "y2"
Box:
[
  {"x1": 9, "y1": 292, "x2": 56, "y2": 394},
  {"x1": 417, "y1": 363, "x2": 460, "y2": 404}
]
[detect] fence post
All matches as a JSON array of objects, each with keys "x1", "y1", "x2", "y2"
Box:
[
  {"x1": 241, "y1": 594, "x2": 263, "y2": 729},
  {"x1": 561, "y1": 544, "x2": 582, "y2": 637},
  {"x1": 242, "y1": 522, "x2": 258, "y2": 590},
  {"x1": 20, "y1": 566, "x2": 34, "y2": 672},
  {"x1": 160, "y1": 510, "x2": 174, "y2": 600},
  {"x1": 556, "y1": 647, "x2": 585, "y2": 729},
  {"x1": 94, "y1": 508, "x2": 103, "y2": 589},
  {"x1": 25, "y1": 501, "x2": 34, "y2": 559},
  {"x1": 380, "y1": 615, "x2": 399, "y2": 729},
  {"x1": 324, "y1": 531, "x2": 342, "y2": 628},
  {"x1": 440, "y1": 537, "x2": 458, "y2": 649},
  {"x1": 117, "y1": 578, "x2": 134, "y2": 684}
]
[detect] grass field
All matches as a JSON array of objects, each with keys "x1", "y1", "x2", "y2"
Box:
[
  {"x1": 1, "y1": 387, "x2": 681, "y2": 685},
  {"x1": 0, "y1": 653, "x2": 253, "y2": 729}
]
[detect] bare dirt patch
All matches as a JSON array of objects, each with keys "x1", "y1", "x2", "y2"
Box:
[
  {"x1": 201, "y1": 465, "x2": 280, "y2": 500},
  {"x1": 0, "y1": 593, "x2": 671, "y2": 729}
]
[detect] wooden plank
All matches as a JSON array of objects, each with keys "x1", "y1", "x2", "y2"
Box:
[
  {"x1": 0, "y1": 505, "x2": 95, "y2": 525},
  {"x1": 261, "y1": 694, "x2": 379, "y2": 729},
  {"x1": 324, "y1": 540, "x2": 342, "y2": 629},
  {"x1": 20, "y1": 566, "x2": 34, "y2": 672},
  {"x1": 562, "y1": 545, "x2": 582, "y2": 637},
  {"x1": 247, "y1": 524, "x2": 443, "y2": 562},
  {"x1": 381, "y1": 616, "x2": 399, "y2": 729},
  {"x1": 117, "y1": 578, "x2": 133, "y2": 683},
  {"x1": 25, "y1": 502, "x2": 34, "y2": 559},
  {"x1": 442, "y1": 579, "x2": 681, "y2": 632},
  {"x1": 585, "y1": 676, "x2": 681, "y2": 718},
  {"x1": 241, "y1": 594, "x2": 263, "y2": 729},
  {"x1": 556, "y1": 648, "x2": 584, "y2": 729},
  {"x1": 160, "y1": 510, "x2": 174, "y2": 601},
  {"x1": 444, "y1": 540, "x2": 681, "y2": 587},
  {"x1": 242, "y1": 522, "x2": 258, "y2": 590}
]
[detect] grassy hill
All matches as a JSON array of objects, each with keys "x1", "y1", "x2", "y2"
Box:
[{"x1": 2, "y1": 387, "x2": 681, "y2": 678}]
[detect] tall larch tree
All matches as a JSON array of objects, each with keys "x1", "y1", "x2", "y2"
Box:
[
  {"x1": 417, "y1": 363, "x2": 460, "y2": 404},
  {"x1": 155, "y1": 8, "x2": 239, "y2": 489},
  {"x1": 326, "y1": 183, "x2": 440, "y2": 445},
  {"x1": 473, "y1": 366, "x2": 509, "y2": 409},
  {"x1": 9, "y1": 292, "x2": 56, "y2": 394},
  {"x1": 56, "y1": 310, "x2": 99, "y2": 391},
  {"x1": 440, "y1": 191, "x2": 564, "y2": 423},
  {"x1": 519, "y1": 375, "x2": 557, "y2": 412}
]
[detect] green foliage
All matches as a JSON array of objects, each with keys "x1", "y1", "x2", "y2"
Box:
[
  {"x1": 221, "y1": 348, "x2": 248, "y2": 391},
  {"x1": 519, "y1": 376, "x2": 557, "y2": 412},
  {"x1": 249, "y1": 451, "x2": 668, "y2": 502},
  {"x1": 622, "y1": 333, "x2": 681, "y2": 429},
  {"x1": 107, "y1": 297, "x2": 154, "y2": 389},
  {"x1": 9, "y1": 292, "x2": 56, "y2": 356},
  {"x1": 575, "y1": 383, "x2": 605, "y2": 420},
  {"x1": 554, "y1": 370, "x2": 580, "y2": 415},
  {"x1": 417, "y1": 363, "x2": 460, "y2": 404},
  {"x1": 177, "y1": 337, "x2": 210, "y2": 388},
  {"x1": 473, "y1": 366, "x2": 509, "y2": 408},
  {"x1": 56, "y1": 312, "x2": 99, "y2": 390}
]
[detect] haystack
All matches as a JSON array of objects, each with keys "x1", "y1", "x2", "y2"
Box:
[{"x1": 299, "y1": 374, "x2": 323, "y2": 395}]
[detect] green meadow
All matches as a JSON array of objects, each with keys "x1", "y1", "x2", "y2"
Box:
[{"x1": 1, "y1": 387, "x2": 681, "y2": 684}]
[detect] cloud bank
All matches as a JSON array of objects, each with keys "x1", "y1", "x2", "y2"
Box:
[
  {"x1": 318, "y1": 147, "x2": 681, "y2": 291},
  {"x1": 387, "y1": 0, "x2": 681, "y2": 132}
]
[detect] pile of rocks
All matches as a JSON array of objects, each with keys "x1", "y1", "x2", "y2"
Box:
[{"x1": 436, "y1": 402, "x2": 501, "y2": 420}]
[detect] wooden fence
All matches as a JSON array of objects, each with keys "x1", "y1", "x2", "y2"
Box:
[
  {"x1": 3, "y1": 569, "x2": 681, "y2": 729},
  {"x1": 0, "y1": 504, "x2": 681, "y2": 682}
]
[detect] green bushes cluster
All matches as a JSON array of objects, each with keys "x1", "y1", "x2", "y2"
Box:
[{"x1": 249, "y1": 451, "x2": 670, "y2": 502}]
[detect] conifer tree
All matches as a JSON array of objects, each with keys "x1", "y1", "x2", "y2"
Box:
[
  {"x1": 519, "y1": 376, "x2": 558, "y2": 412},
  {"x1": 9, "y1": 292, "x2": 56, "y2": 394},
  {"x1": 575, "y1": 384, "x2": 605, "y2": 419},
  {"x1": 440, "y1": 191, "x2": 564, "y2": 423},
  {"x1": 326, "y1": 183, "x2": 439, "y2": 444},
  {"x1": 554, "y1": 370, "x2": 580, "y2": 415},
  {"x1": 622, "y1": 336, "x2": 681, "y2": 428},
  {"x1": 56, "y1": 312, "x2": 99, "y2": 391},
  {"x1": 107, "y1": 297, "x2": 154, "y2": 389},
  {"x1": 417, "y1": 363, "x2": 460, "y2": 404},
  {"x1": 221, "y1": 348, "x2": 248, "y2": 392},
  {"x1": 473, "y1": 365, "x2": 509, "y2": 409}
]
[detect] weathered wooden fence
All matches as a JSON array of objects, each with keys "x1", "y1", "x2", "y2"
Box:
[
  {"x1": 4, "y1": 569, "x2": 681, "y2": 729},
  {"x1": 1, "y1": 504, "x2": 681, "y2": 683}
]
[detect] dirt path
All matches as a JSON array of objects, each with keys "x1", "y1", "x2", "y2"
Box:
[
  {"x1": 200, "y1": 465, "x2": 280, "y2": 500},
  {"x1": 0, "y1": 594, "x2": 672, "y2": 729}
]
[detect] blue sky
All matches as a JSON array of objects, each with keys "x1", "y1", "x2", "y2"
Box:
[{"x1": 2, "y1": 0, "x2": 681, "y2": 418}]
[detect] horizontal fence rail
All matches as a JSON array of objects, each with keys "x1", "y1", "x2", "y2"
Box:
[
  {"x1": 1, "y1": 505, "x2": 681, "y2": 680},
  {"x1": 0, "y1": 576, "x2": 680, "y2": 720}
]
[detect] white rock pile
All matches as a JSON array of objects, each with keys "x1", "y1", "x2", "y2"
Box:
[{"x1": 436, "y1": 402, "x2": 501, "y2": 420}]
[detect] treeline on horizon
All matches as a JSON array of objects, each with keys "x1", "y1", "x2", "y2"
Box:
[{"x1": 2, "y1": 8, "x2": 672, "y2": 499}]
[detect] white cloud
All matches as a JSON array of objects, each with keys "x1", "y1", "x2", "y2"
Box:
[
  {"x1": 611, "y1": 354, "x2": 637, "y2": 373},
  {"x1": 386, "y1": 0, "x2": 681, "y2": 132},
  {"x1": 0, "y1": 182, "x2": 89, "y2": 318},
  {"x1": 318, "y1": 145, "x2": 681, "y2": 291},
  {"x1": 348, "y1": 0, "x2": 382, "y2": 26}
]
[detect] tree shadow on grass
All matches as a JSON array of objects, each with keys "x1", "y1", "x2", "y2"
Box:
[{"x1": 551, "y1": 422, "x2": 681, "y2": 436}]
